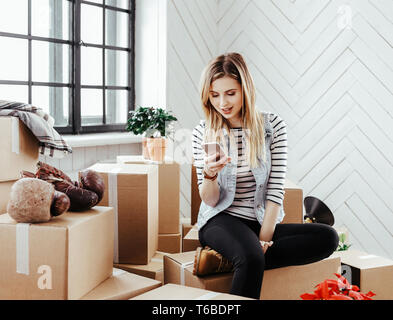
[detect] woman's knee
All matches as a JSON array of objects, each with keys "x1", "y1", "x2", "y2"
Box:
[
  {"x1": 234, "y1": 248, "x2": 265, "y2": 270},
  {"x1": 318, "y1": 224, "x2": 339, "y2": 256}
]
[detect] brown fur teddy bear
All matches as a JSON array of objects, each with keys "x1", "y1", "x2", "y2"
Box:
[{"x1": 7, "y1": 178, "x2": 70, "y2": 223}]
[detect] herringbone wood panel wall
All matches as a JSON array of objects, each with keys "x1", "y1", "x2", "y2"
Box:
[{"x1": 168, "y1": 0, "x2": 393, "y2": 259}]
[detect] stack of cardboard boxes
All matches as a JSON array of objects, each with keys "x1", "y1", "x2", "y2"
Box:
[
  {"x1": 0, "y1": 117, "x2": 162, "y2": 300},
  {"x1": 1, "y1": 118, "x2": 392, "y2": 300},
  {"x1": 89, "y1": 156, "x2": 182, "y2": 284}
]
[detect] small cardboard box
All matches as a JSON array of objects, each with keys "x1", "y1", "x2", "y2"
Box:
[
  {"x1": 0, "y1": 180, "x2": 16, "y2": 214},
  {"x1": 131, "y1": 283, "x2": 254, "y2": 300},
  {"x1": 114, "y1": 251, "x2": 166, "y2": 283},
  {"x1": 0, "y1": 206, "x2": 114, "y2": 300},
  {"x1": 80, "y1": 268, "x2": 162, "y2": 300},
  {"x1": 332, "y1": 249, "x2": 393, "y2": 300},
  {"x1": 0, "y1": 117, "x2": 39, "y2": 182},
  {"x1": 158, "y1": 233, "x2": 181, "y2": 254},
  {"x1": 89, "y1": 162, "x2": 158, "y2": 265},
  {"x1": 117, "y1": 155, "x2": 180, "y2": 234},
  {"x1": 182, "y1": 225, "x2": 201, "y2": 252},
  {"x1": 164, "y1": 251, "x2": 341, "y2": 300},
  {"x1": 282, "y1": 179, "x2": 303, "y2": 224}
]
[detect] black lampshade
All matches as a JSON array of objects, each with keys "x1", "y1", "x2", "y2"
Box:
[{"x1": 304, "y1": 196, "x2": 335, "y2": 226}]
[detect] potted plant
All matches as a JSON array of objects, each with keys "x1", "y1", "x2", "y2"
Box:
[{"x1": 126, "y1": 106, "x2": 177, "y2": 161}]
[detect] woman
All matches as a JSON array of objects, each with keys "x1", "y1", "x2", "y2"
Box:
[{"x1": 191, "y1": 52, "x2": 339, "y2": 299}]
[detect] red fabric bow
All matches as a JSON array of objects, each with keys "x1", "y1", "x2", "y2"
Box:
[{"x1": 300, "y1": 273, "x2": 376, "y2": 300}]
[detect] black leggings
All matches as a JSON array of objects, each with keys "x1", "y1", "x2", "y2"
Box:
[{"x1": 198, "y1": 212, "x2": 339, "y2": 299}]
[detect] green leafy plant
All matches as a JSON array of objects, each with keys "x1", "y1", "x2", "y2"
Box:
[{"x1": 126, "y1": 106, "x2": 177, "y2": 138}]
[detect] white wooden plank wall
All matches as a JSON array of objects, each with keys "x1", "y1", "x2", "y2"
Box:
[
  {"x1": 218, "y1": 0, "x2": 393, "y2": 259},
  {"x1": 167, "y1": 0, "x2": 393, "y2": 259},
  {"x1": 167, "y1": 0, "x2": 220, "y2": 222}
]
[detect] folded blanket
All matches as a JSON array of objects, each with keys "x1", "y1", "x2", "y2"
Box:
[{"x1": 0, "y1": 100, "x2": 72, "y2": 158}]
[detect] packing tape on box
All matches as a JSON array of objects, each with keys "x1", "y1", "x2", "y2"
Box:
[
  {"x1": 180, "y1": 261, "x2": 194, "y2": 285},
  {"x1": 11, "y1": 117, "x2": 19, "y2": 154},
  {"x1": 16, "y1": 223, "x2": 30, "y2": 275},
  {"x1": 108, "y1": 168, "x2": 122, "y2": 264},
  {"x1": 193, "y1": 291, "x2": 220, "y2": 300}
]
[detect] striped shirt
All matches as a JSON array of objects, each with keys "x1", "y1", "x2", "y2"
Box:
[{"x1": 192, "y1": 113, "x2": 288, "y2": 221}]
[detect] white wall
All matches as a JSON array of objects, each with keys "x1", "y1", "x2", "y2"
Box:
[
  {"x1": 166, "y1": 0, "x2": 219, "y2": 221},
  {"x1": 166, "y1": 0, "x2": 393, "y2": 259}
]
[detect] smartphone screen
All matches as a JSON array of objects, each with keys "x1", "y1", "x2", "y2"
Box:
[{"x1": 202, "y1": 142, "x2": 226, "y2": 161}]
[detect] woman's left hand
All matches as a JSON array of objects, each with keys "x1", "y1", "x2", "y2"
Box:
[{"x1": 260, "y1": 240, "x2": 273, "y2": 254}]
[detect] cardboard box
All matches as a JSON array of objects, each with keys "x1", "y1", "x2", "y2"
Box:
[
  {"x1": 158, "y1": 233, "x2": 181, "y2": 254},
  {"x1": 182, "y1": 225, "x2": 201, "y2": 252},
  {"x1": 117, "y1": 155, "x2": 180, "y2": 234},
  {"x1": 0, "y1": 117, "x2": 39, "y2": 182},
  {"x1": 89, "y1": 162, "x2": 158, "y2": 265},
  {"x1": 0, "y1": 206, "x2": 114, "y2": 300},
  {"x1": 191, "y1": 165, "x2": 303, "y2": 225},
  {"x1": 80, "y1": 268, "x2": 162, "y2": 300},
  {"x1": 114, "y1": 251, "x2": 166, "y2": 283},
  {"x1": 0, "y1": 180, "x2": 15, "y2": 214},
  {"x1": 182, "y1": 223, "x2": 193, "y2": 239},
  {"x1": 131, "y1": 283, "x2": 254, "y2": 300},
  {"x1": 260, "y1": 254, "x2": 341, "y2": 300},
  {"x1": 332, "y1": 249, "x2": 393, "y2": 300},
  {"x1": 164, "y1": 251, "x2": 341, "y2": 300},
  {"x1": 282, "y1": 179, "x2": 303, "y2": 224}
]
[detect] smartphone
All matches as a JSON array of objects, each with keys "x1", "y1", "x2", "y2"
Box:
[{"x1": 202, "y1": 142, "x2": 227, "y2": 161}]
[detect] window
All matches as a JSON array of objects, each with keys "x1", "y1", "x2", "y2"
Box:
[{"x1": 0, "y1": 0, "x2": 135, "y2": 134}]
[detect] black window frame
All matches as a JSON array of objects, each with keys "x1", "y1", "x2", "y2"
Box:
[{"x1": 0, "y1": 0, "x2": 135, "y2": 135}]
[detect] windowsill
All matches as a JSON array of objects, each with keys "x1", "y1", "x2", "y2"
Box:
[{"x1": 63, "y1": 132, "x2": 142, "y2": 148}]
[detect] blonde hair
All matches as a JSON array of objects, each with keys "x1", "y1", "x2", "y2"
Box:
[{"x1": 199, "y1": 52, "x2": 266, "y2": 169}]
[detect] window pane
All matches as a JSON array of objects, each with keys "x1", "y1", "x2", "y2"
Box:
[
  {"x1": 81, "y1": 47, "x2": 103, "y2": 86},
  {"x1": 0, "y1": 37, "x2": 28, "y2": 81},
  {"x1": 105, "y1": 49, "x2": 128, "y2": 87},
  {"x1": 106, "y1": 90, "x2": 127, "y2": 124},
  {"x1": 81, "y1": 4, "x2": 103, "y2": 45},
  {"x1": 0, "y1": 0, "x2": 28, "y2": 34},
  {"x1": 31, "y1": 0, "x2": 71, "y2": 40},
  {"x1": 106, "y1": 9, "x2": 128, "y2": 48},
  {"x1": 81, "y1": 89, "x2": 103, "y2": 125},
  {"x1": 107, "y1": 0, "x2": 129, "y2": 10},
  {"x1": 0, "y1": 85, "x2": 28, "y2": 103},
  {"x1": 32, "y1": 41, "x2": 70, "y2": 83},
  {"x1": 32, "y1": 86, "x2": 69, "y2": 126}
]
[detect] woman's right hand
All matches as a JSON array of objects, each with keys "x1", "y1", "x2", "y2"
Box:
[{"x1": 204, "y1": 152, "x2": 232, "y2": 177}]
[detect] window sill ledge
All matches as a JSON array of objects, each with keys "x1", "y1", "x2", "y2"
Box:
[{"x1": 63, "y1": 132, "x2": 142, "y2": 148}]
